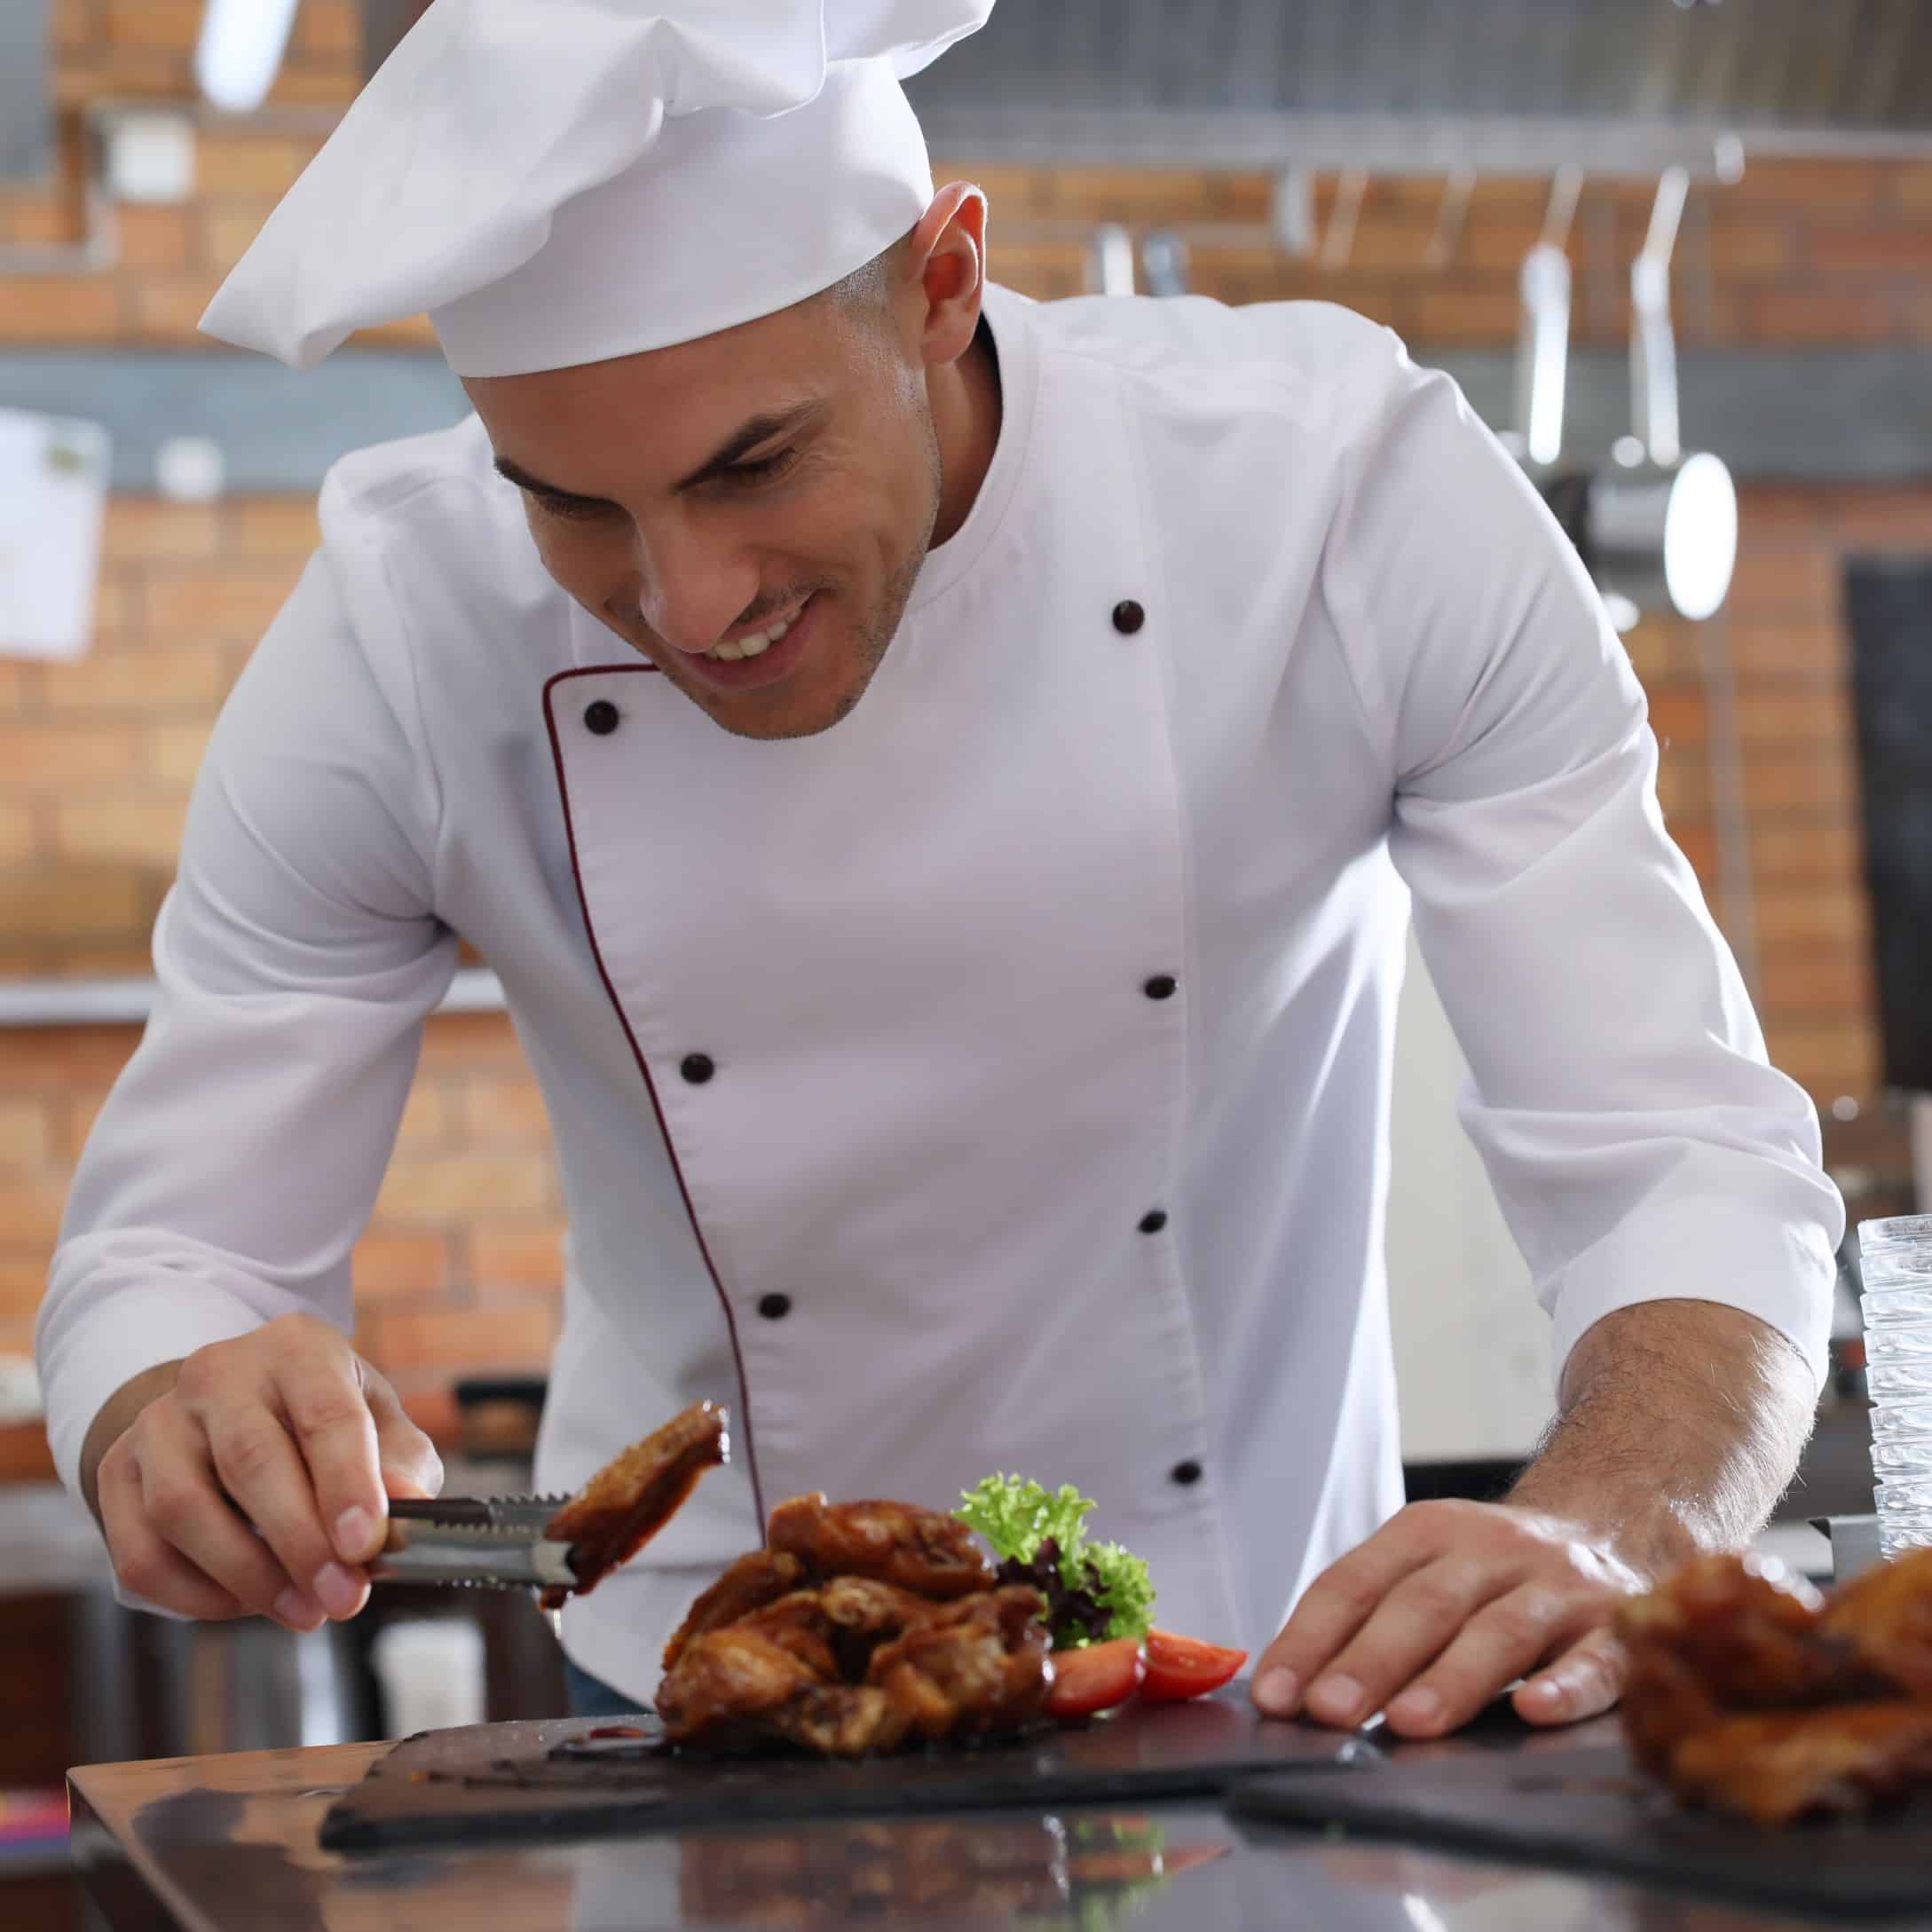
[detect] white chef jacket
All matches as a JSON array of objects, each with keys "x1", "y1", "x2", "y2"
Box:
[{"x1": 37, "y1": 285, "x2": 1842, "y2": 1700}]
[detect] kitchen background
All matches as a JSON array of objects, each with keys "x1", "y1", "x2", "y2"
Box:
[{"x1": 3, "y1": 1, "x2": 1931, "y2": 1925}]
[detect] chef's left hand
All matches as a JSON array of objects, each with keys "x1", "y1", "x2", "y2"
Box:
[{"x1": 1250, "y1": 1499, "x2": 1651, "y2": 1739}]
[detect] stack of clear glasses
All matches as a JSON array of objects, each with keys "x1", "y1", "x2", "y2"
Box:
[{"x1": 1857, "y1": 1215, "x2": 1932, "y2": 1557}]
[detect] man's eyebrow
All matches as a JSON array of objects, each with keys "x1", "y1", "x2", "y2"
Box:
[
  {"x1": 493, "y1": 402, "x2": 824, "y2": 507},
  {"x1": 672, "y1": 402, "x2": 823, "y2": 491},
  {"x1": 493, "y1": 455, "x2": 604, "y2": 502}
]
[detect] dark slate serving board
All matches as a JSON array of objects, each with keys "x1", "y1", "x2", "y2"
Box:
[
  {"x1": 1231, "y1": 1740, "x2": 1932, "y2": 1920},
  {"x1": 321, "y1": 1689, "x2": 1366, "y2": 1851}
]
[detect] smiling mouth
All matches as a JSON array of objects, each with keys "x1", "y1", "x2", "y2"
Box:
[
  {"x1": 704, "y1": 600, "x2": 806, "y2": 662},
  {"x1": 671, "y1": 590, "x2": 824, "y2": 694}
]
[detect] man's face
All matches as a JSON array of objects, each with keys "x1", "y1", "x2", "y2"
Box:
[{"x1": 463, "y1": 281, "x2": 944, "y2": 740}]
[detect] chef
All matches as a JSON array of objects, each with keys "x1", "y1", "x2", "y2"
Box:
[{"x1": 36, "y1": 0, "x2": 1840, "y2": 1738}]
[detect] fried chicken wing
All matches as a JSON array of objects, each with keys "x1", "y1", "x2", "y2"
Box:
[
  {"x1": 720, "y1": 1577, "x2": 940, "y2": 1645},
  {"x1": 665, "y1": 1517, "x2": 980, "y2": 1675},
  {"x1": 657, "y1": 1624, "x2": 875, "y2": 1753},
  {"x1": 1619, "y1": 1641, "x2": 1729, "y2": 1778},
  {"x1": 812, "y1": 1573, "x2": 947, "y2": 1634},
  {"x1": 766, "y1": 1494, "x2": 997, "y2": 1598},
  {"x1": 757, "y1": 1683, "x2": 913, "y2": 1757},
  {"x1": 1620, "y1": 1548, "x2": 1932, "y2": 1822},
  {"x1": 658, "y1": 1580, "x2": 1048, "y2": 1756},
  {"x1": 662, "y1": 1549, "x2": 808, "y2": 1670},
  {"x1": 657, "y1": 1624, "x2": 913, "y2": 1756},
  {"x1": 1819, "y1": 1546, "x2": 1932, "y2": 1698},
  {"x1": 724, "y1": 1576, "x2": 943, "y2": 1684},
  {"x1": 1665, "y1": 1703, "x2": 1932, "y2": 1827},
  {"x1": 865, "y1": 1585, "x2": 1054, "y2": 1742},
  {"x1": 794, "y1": 1575, "x2": 948, "y2": 1680},
  {"x1": 1614, "y1": 1552, "x2": 1874, "y2": 1773},
  {"x1": 541, "y1": 1400, "x2": 729, "y2": 1606}
]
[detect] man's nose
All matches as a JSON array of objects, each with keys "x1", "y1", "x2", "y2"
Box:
[{"x1": 632, "y1": 514, "x2": 760, "y2": 657}]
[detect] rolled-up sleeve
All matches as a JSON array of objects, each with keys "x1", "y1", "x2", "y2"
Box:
[
  {"x1": 1321, "y1": 334, "x2": 1843, "y2": 1388},
  {"x1": 35, "y1": 540, "x2": 458, "y2": 1499}
]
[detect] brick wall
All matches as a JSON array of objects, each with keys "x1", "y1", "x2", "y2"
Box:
[
  {"x1": 946, "y1": 159, "x2": 1932, "y2": 346},
  {"x1": 3, "y1": 0, "x2": 1928, "y2": 1425}
]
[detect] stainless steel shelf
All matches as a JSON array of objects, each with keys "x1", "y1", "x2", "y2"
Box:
[{"x1": 0, "y1": 966, "x2": 507, "y2": 1030}]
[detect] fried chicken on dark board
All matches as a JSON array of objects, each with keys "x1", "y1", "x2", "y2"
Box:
[
  {"x1": 658, "y1": 1581, "x2": 1050, "y2": 1756},
  {"x1": 649, "y1": 1485, "x2": 1055, "y2": 1758},
  {"x1": 1618, "y1": 1549, "x2": 1932, "y2": 1824},
  {"x1": 522, "y1": 1414, "x2": 1054, "y2": 1757}
]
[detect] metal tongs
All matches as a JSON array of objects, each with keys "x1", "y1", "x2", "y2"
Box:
[
  {"x1": 365, "y1": 1400, "x2": 732, "y2": 1597},
  {"x1": 373, "y1": 1494, "x2": 580, "y2": 1592}
]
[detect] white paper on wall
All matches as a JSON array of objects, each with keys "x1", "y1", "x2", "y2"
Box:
[{"x1": 0, "y1": 407, "x2": 111, "y2": 662}]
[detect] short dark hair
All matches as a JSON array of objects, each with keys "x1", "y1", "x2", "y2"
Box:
[{"x1": 824, "y1": 232, "x2": 910, "y2": 315}]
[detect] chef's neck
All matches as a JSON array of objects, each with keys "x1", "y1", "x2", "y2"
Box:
[{"x1": 926, "y1": 313, "x2": 1002, "y2": 550}]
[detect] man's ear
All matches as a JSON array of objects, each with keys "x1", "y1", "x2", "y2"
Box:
[{"x1": 909, "y1": 181, "x2": 988, "y2": 368}]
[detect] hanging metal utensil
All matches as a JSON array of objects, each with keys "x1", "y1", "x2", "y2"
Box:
[{"x1": 1532, "y1": 168, "x2": 1739, "y2": 626}]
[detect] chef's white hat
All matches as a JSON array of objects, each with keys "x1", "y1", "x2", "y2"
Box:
[{"x1": 199, "y1": 1, "x2": 994, "y2": 375}]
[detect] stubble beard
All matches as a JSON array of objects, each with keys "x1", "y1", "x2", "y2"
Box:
[
  {"x1": 594, "y1": 401, "x2": 945, "y2": 742},
  {"x1": 753, "y1": 402, "x2": 944, "y2": 741}
]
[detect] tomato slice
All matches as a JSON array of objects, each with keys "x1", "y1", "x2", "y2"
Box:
[
  {"x1": 1137, "y1": 1629, "x2": 1249, "y2": 1702},
  {"x1": 1045, "y1": 1637, "x2": 1146, "y2": 1719}
]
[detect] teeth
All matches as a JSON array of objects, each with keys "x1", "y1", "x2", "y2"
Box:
[{"x1": 706, "y1": 603, "x2": 800, "y2": 663}]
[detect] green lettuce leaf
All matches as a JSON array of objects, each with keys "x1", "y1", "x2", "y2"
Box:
[
  {"x1": 956, "y1": 1474, "x2": 1155, "y2": 1648},
  {"x1": 1084, "y1": 1538, "x2": 1157, "y2": 1642},
  {"x1": 956, "y1": 1474, "x2": 1093, "y2": 1564}
]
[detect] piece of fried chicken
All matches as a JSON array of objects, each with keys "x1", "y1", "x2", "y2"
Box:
[
  {"x1": 1666, "y1": 1703, "x2": 1932, "y2": 1827},
  {"x1": 766, "y1": 1494, "x2": 998, "y2": 1598},
  {"x1": 1615, "y1": 1553, "x2": 1860, "y2": 1775},
  {"x1": 662, "y1": 1550, "x2": 809, "y2": 1671},
  {"x1": 1618, "y1": 1549, "x2": 1932, "y2": 1822},
  {"x1": 1819, "y1": 1547, "x2": 1932, "y2": 1699},
  {"x1": 655, "y1": 1622, "x2": 910, "y2": 1757},
  {"x1": 865, "y1": 1586, "x2": 1056, "y2": 1743},
  {"x1": 658, "y1": 1583, "x2": 1049, "y2": 1756},
  {"x1": 728, "y1": 1576, "x2": 949, "y2": 1685},
  {"x1": 540, "y1": 1400, "x2": 728, "y2": 1607},
  {"x1": 660, "y1": 1501, "x2": 993, "y2": 1671}
]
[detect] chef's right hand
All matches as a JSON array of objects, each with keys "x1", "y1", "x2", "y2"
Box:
[{"x1": 83, "y1": 1313, "x2": 443, "y2": 1632}]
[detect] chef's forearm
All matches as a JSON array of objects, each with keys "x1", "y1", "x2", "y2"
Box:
[
  {"x1": 1505, "y1": 1298, "x2": 1817, "y2": 1581},
  {"x1": 79, "y1": 1360, "x2": 182, "y2": 1524}
]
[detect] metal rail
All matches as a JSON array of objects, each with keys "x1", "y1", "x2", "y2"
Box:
[{"x1": 0, "y1": 965, "x2": 507, "y2": 1029}]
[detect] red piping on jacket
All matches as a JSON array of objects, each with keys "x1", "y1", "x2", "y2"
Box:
[{"x1": 541, "y1": 663, "x2": 769, "y2": 1535}]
